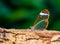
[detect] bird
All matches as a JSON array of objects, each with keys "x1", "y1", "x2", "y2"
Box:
[{"x1": 30, "y1": 9, "x2": 50, "y2": 30}]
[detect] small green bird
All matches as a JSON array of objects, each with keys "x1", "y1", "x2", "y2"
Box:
[{"x1": 31, "y1": 9, "x2": 50, "y2": 30}]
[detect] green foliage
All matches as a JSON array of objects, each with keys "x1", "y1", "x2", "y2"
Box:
[{"x1": 0, "y1": 0, "x2": 60, "y2": 30}]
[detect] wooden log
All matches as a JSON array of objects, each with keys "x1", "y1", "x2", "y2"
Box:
[{"x1": 0, "y1": 28, "x2": 60, "y2": 44}]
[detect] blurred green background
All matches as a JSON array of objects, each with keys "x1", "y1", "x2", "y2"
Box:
[{"x1": 0, "y1": 0, "x2": 60, "y2": 30}]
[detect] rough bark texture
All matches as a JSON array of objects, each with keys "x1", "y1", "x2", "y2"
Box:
[{"x1": 0, "y1": 28, "x2": 60, "y2": 44}]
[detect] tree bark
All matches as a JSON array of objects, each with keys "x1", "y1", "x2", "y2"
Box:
[{"x1": 0, "y1": 28, "x2": 60, "y2": 44}]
